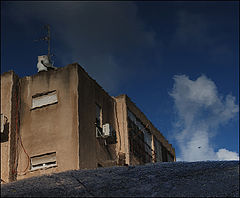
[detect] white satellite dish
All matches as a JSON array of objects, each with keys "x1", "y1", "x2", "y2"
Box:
[{"x1": 37, "y1": 55, "x2": 57, "y2": 72}]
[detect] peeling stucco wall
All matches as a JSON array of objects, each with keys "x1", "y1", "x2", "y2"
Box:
[
  {"x1": 17, "y1": 65, "x2": 79, "y2": 180},
  {"x1": 1, "y1": 71, "x2": 19, "y2": 183}
]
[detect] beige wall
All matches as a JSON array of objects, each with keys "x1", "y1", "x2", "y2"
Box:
[
  {"x1": 1, "y1": 71, "x2": 18, "y2": 182},
  {"x1": 17, "y1": 65, "x2": 79, "y2": 180},
  {"x1": 114, "y1": 95, "x2": 130, "y2": 165},
  {"x1": 77, "y1": 66, "x2": 118, "y2": 168},
  {"x1": 115, "y1": 94, "x2": 176, "y2": 165},
  {"x1": 94, "y1": 84, "x2": 117, "y2": 167}
]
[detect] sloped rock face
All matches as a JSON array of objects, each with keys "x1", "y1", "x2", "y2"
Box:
[{"x1": 1, "y1": 161, "x2": 239, "y2": 197}]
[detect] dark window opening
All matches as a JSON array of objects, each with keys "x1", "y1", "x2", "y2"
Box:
[
  {"x1": 167, "y1": 152, "x2": 174, "y2": 162},
  {"x1": 96, "y1": 103, "x2": 102, "y2": 128},
  {"x1": 1, "y1": 114, "x2": 9, "y2": 142},
  {"x1": 0, "y1": 122, "x2": 9, "y2": 143},
  {"x1": 153, "y1": 137, "x2": 162, "y2": 162},
  {"x1": 162, "y1": 146, "x2": 168, "y2": 162}
]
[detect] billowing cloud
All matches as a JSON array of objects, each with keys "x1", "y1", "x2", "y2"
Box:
[
  {"x1": 216, "y1": 149, "x2": 239, "y2": 161},
  {"x1": 3, "y1": 1, "x2": 156, "y2": 93},
  {"x1": 170, "y1": 74, "x2": 239, "y2": 161}
]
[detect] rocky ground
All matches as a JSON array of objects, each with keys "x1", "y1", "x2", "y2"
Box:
[{"x1": 1, "y1": 160, "x2": 239, "y2": 197}]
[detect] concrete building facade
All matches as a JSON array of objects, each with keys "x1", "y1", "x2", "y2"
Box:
[{"x1": 1, "y1": 63, "x2": 175, "y2": 183}]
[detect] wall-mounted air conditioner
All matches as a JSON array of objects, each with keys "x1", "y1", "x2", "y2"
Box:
[
  {"x1": 1, "y1": 114, "x2": 7, "y2": 133},
  {"x1": 102, "y1": 123, "x2": 112, "y2": 138}
]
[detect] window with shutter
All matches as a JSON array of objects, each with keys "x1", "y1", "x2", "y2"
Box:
[
  {"x1": 30, "y1": 152, "x2": 57, "y2": 171},
  {"x1": 31, "y1": 90, "x2": 58, "y2": 109}
]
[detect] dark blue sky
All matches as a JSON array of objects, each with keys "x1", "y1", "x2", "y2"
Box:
[{"x1": 1, "y1": 1, "x2": 239, "y2": 161}]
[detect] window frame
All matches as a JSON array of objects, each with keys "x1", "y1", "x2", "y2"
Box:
[
  {"x1": 31, "y1": 90, "x2": 58, "y2": 110},
  {"x1": 30, "y1": 152, "x2": 57, "y2": 171}
]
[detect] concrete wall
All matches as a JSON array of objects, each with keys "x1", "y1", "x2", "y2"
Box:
[
  {"x1": 77, "y1": 65, "x2": 118, "y2": 169},
  {"x1": 116, "y1": 94, "x2": 176, "y2": 165},
  {"x1": 1, "y1": 71, "x2": 19, "y2": 183},
  {"x1": 17, "y1": 65, "x2": 79, "y2": 180},
  {"x1": 114, "y1": 95, "x2": 129, "y2": 165}
]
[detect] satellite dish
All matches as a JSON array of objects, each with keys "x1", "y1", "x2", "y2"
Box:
[{"x1": 37, "y1": 55, "x2": 57, "y2": 72}]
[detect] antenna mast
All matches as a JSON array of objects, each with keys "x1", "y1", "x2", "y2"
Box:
[
  {"x1": 44, "y1": 24, "x2": 51, "y2": 59},
  {"x1": 34, "y1": 24, "x2": 52, "y2": 61},
  {"x1": 35, "y1": 24, "x2": 57, "y2": 72}
]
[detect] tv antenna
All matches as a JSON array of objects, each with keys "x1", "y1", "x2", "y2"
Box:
[
  {"x1": 34, "y1": 24, "x2": 53, "y2": 61},
  {"x1": 35, "y1": 24, "x2": 57, "y2": 72}
]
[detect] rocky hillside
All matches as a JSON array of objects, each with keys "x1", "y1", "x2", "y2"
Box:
[{"x1": 1, "y1": 161, "x2": 239, "y2": 197}]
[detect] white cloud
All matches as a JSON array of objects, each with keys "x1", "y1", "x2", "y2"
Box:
[
  {"x1": 216, "y1": 149, "x2": 239, "y2": 161},
  {"x1": 169, "y1": 74, "x2": 239, "y2": 161}
]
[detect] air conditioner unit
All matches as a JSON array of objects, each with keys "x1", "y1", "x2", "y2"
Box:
[
  {"x1": 1, "y1": 114, "x2": 8, "y2": 133},
  {"x1": 102, "y1": 123, "x2": 112, "y2": 138}
]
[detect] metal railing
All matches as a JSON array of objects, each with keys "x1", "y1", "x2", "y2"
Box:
[{"x1": 128, "y1": 118, "x2": 157, "y2": 164}]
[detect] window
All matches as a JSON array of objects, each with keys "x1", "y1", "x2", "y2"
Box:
[
  {"x1": 1, "y1": 114, "x2": 7, "y2": 133},
  {"x1": 96, "y1": 104, "x2": 103, "y2": 137},
  {"x1": 143, "y1": 129, "x2": 152, "y2": 162},
  {"x1": 154, "y1": 137, "x2": 162, "y2": 162},
  {"x1": 128, "y1": 110, "x2": 154, "y2": 164},
  {"x1": 162, "y1": 146, "x2": 168, "y2": 162},
  {"x1": 32, "y1": 90, "x2": 58, "y2": 109},
  {"x1": 30, "y1": 152, "x2": 57, "y2": 171},
  {"x1": 1, "y1": 113, "x2": 9, "y2": 142},
  {"x1": 96, "y1": 103, "x2": 102, "y2": 128},
  {"x1": 129, "y1": 128, "x2": 145, "y2": 163},
  {"x1": 127, "y1": 109, "x2": 136, "y2": 124},
  {"x1": 167, "y1": 152, "x2": 174, "y2": 162}
]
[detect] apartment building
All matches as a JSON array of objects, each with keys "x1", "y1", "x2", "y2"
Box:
[{"x1": 1, "y1": 61, "x2": 175, "y2": 183}]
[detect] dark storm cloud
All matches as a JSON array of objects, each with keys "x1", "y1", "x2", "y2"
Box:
[
  {"x1": 172, "y1": 8, "x2": 237, "y2": 63},
  {"x1": 5, "y1": 1, "x2": 156, "y2": 93},
  {"x1": 174, "y1": 10, "x2": 209, "y2": 46}
]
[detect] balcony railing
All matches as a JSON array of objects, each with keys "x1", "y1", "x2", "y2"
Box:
[{"x1": 128, "y1": 118, "x2": 157, "y2": 164}]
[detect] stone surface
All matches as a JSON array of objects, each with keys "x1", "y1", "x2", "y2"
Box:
[{"x1": 1, "y1": 161, "x2": 239, "y2": 197}]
